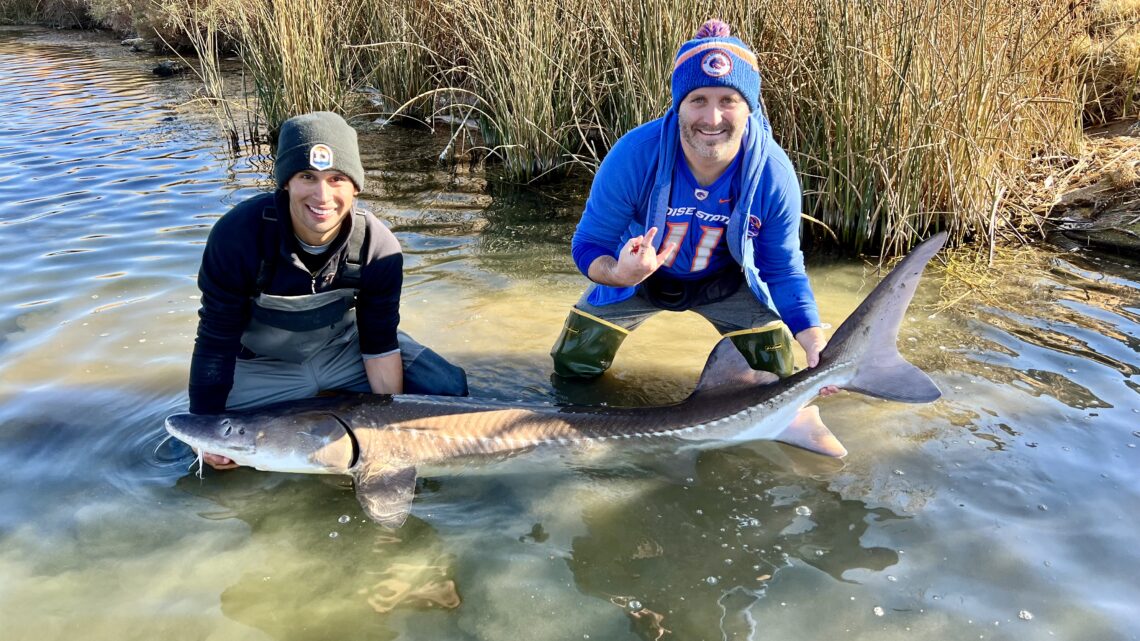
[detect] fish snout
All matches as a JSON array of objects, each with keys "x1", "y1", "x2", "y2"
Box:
[{"x1": 164, "y1": 413, "x2": 255, "y2": 454}]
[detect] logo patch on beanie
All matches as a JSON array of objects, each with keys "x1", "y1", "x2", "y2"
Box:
[
  {"x1": 700, "y1": 50, "x2": 733, "y2": 78},
  {"x1": 309, "y1": 144, "x2": 334, "y2": 171}
]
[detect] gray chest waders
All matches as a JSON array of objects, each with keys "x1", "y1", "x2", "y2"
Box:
[
  {"x1": 240, "y1": 203, "x2": 468, "y2": 398},
  {"x1": 243, "y1": 205, "x2": 369, "y2": 363},
  {"x1": 241, "y1": 288, "x2": 359, "y2": 363},
  {"x1": 550, "y1": 309, "x2": 630, "y2": 378}
]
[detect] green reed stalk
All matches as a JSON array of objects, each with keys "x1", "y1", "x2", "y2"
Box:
[
  {"x1": 230, "y1": 0, "x2": 372, "y2": 138},
  {"x1": 758, "y1": 0, "x2": 1082, "y2": 253},
  {"x1": 448, "y1": 0, "x2": 596, "y2": 181},
  {"x1": 347, "y1": 0, "x2": 445, "y2": 126},
  {"x1": 153, "y1": 0, "x2": 241, "y2": 151},
  {"x1": 149, "y1": 0, "x2": 1089, "y2": 251}
]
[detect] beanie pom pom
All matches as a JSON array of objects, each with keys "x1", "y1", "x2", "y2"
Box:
[{"x1": 696, "y1": 19, "x2": 731, "y2": 39}]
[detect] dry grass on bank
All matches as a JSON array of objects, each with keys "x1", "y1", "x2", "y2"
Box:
[{"x1": 1074, "y1": 0, "x2": 1140, "y2": 126}]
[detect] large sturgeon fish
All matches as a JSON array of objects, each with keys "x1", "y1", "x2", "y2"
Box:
[{"x1": 166, "y1": 232, "x2": 947, "y2": 527}]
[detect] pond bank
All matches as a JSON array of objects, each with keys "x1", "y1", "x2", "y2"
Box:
[{"x1": 1042, "y1": 120, "x2": 1140, "y2": 256}]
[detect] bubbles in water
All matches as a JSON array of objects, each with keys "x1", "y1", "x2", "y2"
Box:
[
  {"x1": 706, "y1": 576, "x2": 719, "y2": 585},
  {"x1": 887, "y1": 575, "x2": 898, "y2": 582},
  {"x1": 795, "y1": 506, "x2": 812, "y2": 516},
  {"x1": 893, "y1": 469, "x2": 905, "y2": 476},
  {"x1": 329, "y1": 531, "x2": 338, "y2": 538},
  {"x1": 1037, "y1": 504, "x2": 1048, "y2": 511},
  {"x1": 628, "y1": 600, "x2": 642, "y2": 611},
  {"x1": 725, "y1": 559, "x2": 733, "y2": 565},
  {"x1": 1067, "y1": 368, "x2": 1077, "y2": 373},
  {"x1": 873, "y1": 606, "x2": 885, "y2": 617},
  {"x1": 338, "y1": 515, "x2": 351, "y2": 524},
  {"x1": 1019, "y1": 610, "x2": 1034, "y2": 621},
  {"x1": 695, "y1": 509, "x2": 704, "y2": 515}
]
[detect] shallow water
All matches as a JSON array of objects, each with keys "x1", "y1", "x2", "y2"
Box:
[{"x1": 1, "y1": 27, "x2": 1138, "y2": 641}]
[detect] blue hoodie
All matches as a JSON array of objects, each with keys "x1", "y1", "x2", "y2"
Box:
[{"x1": 571, "y1": 109, "x2": 820, "y2": 335}]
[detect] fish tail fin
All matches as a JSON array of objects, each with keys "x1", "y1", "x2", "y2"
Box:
[
  {"x1": 822, "y1": 232, "x2": 947, "y2": 404},
  {"x1": 844, "y1": 355, "x2": 941, "y2": 403}
]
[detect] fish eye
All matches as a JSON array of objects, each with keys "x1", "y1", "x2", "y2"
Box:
[{"x1": 238, "y1": 428, "x2": 245, "y2": 435}]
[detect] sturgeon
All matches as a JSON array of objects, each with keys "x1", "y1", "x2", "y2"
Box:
[{"x1": 166, "y1": 232, "x2": 947, "y2": 527}]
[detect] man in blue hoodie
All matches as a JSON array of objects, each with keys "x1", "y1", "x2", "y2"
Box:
[{"x1": 551, "y1": 20, "x2": 828, "y2": 381}]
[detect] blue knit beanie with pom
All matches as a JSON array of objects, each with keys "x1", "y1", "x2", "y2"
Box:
[{"x1": 671, "y1": 20, "x2": 761, "y2": 112}]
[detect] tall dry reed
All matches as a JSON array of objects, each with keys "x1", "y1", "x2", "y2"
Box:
[
  {"x1": 154, "y1": 0, "x2": 241, "y2": 150},
  {"x1": 445, "y1": 0, "x2": 598, "y2": 181},
  {"x1": 755, "y1": 0, "x2": 1083, "y2": 254},
  {"x1": 142, "y1": 0, "x2": 1095, "y2": 252},
  {"x1": 347, "y1": 0, "x2": 445, "y2": 126},
  {"x1": 227, "y1": 0, "x2": 373, "y2": 139}
]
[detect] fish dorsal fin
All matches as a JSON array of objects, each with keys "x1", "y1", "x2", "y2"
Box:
[
  {"x1": 846, "y1": 353, "x2": 942, "y2": 403},
  {"x1": 774, "y1": 406, "x2": 848, "y2": 458},
  {"x1": 692, "y1": 337, "x2": 779, "y2": 396},
  {"x1": 353, "y1": 465, "x2": 417, "y2": 528}
]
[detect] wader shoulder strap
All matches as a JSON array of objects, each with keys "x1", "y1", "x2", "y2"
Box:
[
  {"x1": 254, "y1": 205, "x2": 280, "y2": 296},
  {"x1": 337, "y1": 210, "x2": 369, "y2": 290}
]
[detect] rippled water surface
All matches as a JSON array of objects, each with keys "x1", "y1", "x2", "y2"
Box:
[{"x1": 1, "y1": 27, "x2": 1138, "y2": 641}]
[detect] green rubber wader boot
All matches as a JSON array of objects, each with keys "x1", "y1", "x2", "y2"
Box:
[
  {"x1": 727, "y1": 323, "x2": 795, "y2": 378},
  {"x1": 550, "y1": 309, "x2": 629, "y2": 378}
]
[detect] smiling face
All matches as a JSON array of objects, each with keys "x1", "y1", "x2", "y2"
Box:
[
  {"x1": 677, "y1": 86, "x2": 750, "y2": 173},
  {"x1": 284, "y1": 169, "x2": 358, "y2": 246}
]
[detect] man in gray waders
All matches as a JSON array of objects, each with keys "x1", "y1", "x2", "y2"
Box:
[
  {"x1": 187, "y1": 111, "x2": 467, "y2": 469},
  {"x1": 550, "y1": 19, "x2": 830, "y2": 384}
]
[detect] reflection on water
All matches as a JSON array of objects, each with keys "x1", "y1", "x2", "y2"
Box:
[
  {"x1": 568, "y1": 446, "x2": 901, "y2": 641},
  {"x1": 1, "y1": 26, "x2": 1138, "y2": 641}
]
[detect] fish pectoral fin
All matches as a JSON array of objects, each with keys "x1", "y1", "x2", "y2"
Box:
[
  {"x1": 846, "y1": 356, "x2": 942, "y2": 403},
  {"x1": 353, "y1": 465, "x2": 418, "y2": 528},
  {"x1": 692, "y1": 338, "x2": 779, "y2": 395},
  {"x1": 774, "y1": 406, "x2": 848, "y2": 458}
]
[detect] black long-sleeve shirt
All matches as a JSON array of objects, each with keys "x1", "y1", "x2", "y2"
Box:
[{"x1": 188, "y1": 191, "x2": 402, "y2": 414}]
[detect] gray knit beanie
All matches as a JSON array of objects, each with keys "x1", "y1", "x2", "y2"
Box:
[{"x1": 274, "y1": 111, "x2": 365, "y2": 191}]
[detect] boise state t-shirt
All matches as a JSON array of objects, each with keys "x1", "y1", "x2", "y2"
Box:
[{"x1": 658, "y1": 153, "x2": 740, "y2": 280}]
